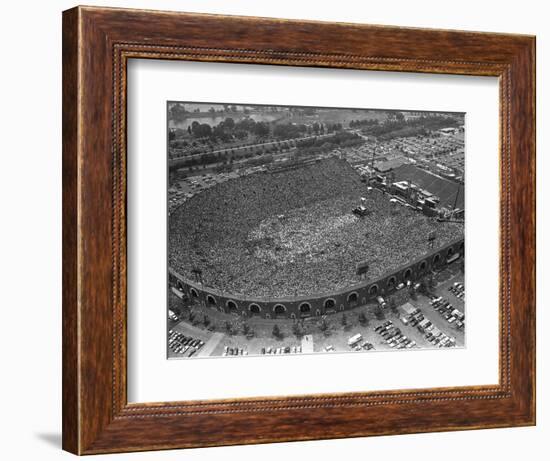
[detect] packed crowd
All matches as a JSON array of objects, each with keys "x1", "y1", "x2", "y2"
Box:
[{"x1": 169, "y1": 157, "x2": 463, "y2": 299}]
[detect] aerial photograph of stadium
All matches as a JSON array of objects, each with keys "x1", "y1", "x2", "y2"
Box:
[{"x1": 167, "y1": 102, "x2": 465, "y2": 359}]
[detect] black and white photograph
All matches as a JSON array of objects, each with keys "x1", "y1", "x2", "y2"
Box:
[{"x1": 167, "y1": 102, "x2": 465, "y2": 359}]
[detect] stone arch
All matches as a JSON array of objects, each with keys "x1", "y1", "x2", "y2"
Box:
[
  {"x1": 403, "y1": 268, "x2": 413, "y2": 281},
  {"x1": 299, "y1": 302, "x2": 312, "y2": 314},
  {"x1": 419, "y1": 260, "x2": 428, "y2": 272},
  {"x1": 433, "y1": 253, "x2": 442, "y2": 266},
  {"x1": 226, "y1": 300, "x2": 238, "y2": 313},
  {"x1": 347, "y1": 292, "x2": 359, "y2": 305},
  {"x1": 206, "y1": 295, "x2": 217, "y2": 307},
  {"x1": 324, "y1": 298, "x2": 336, "y2": 310},
  {"x1": 249, "y1": 303, "x2": 261, "y2": 315},
  {"x1": 447, "y1": 247, "x2": 455, "y2": 257},
  {"x1": 273, "y1": 304, "x2": 287, "y2": 315},
  {"x1": 387, "y1": 276, "x2": 397, "y2": 290},
  {"x1": 190, "y1": 288, "x2": 199, "y2": 298},
  {"x1": 369, "y1": 284, "x2": 379, "y2": 296}
]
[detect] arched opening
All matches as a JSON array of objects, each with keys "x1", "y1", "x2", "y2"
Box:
[
  {"x1": 190, "y1": 288, "x2": 199, "y2": 298},
  {"x1": 290, "y1": 313, "x2": 296, "y2": 320},
  {"x1": 324, "y1": 298, "x2": 336, "y2": 310},
  {"x1": 403, "y1": 268, "x2": 413, "y2": 281},
  {"x1": 315, "y1": 309, "x2": 321, "y2": 316},
  {"x1": 273, "y1": 304, "x2": 287, "y2": 316},
  {"x1": 249, "y1": 303, "x2": 261, "y2": 315},
  {"x1": 419, "y1": 260, "x2": 428, "y2": 272},
  {"x1": 226, "y1": 300, "x2": 238, "y2": 313},
  {"x1": 387, "y1": 276, "x2": 397, "y2": 290},
  {"x1": 369, "y1": 284, "x2": 379, "y2": 296},
  {"x1": 447, "y1": 247, "x2": 455, "y2": 257},
  {"x1": 206, "y1": 295, "x2": 217, "y2": 307},
  {"x1": 433, "y1": 254, "x2": 442, "y2": 266},
  {"x1": 347, "y1": 292, "x2": 359, "y2": 305},
  {"x1": 299, "y1": 302, "x2": 311, "y2": 314}
]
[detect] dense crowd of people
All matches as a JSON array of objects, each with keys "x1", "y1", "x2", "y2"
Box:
[{"x1": 169, "y1": 158, "x2": 463, "y2": 299}]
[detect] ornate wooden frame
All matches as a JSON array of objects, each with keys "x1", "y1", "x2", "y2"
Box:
[{"x1": 62, "y1": 5, "x2": 536, "y2": 455}]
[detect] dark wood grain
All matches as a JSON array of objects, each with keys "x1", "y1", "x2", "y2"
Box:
[
  {"x1": 62, "y1": 5, "x2": 536, "y2": 455},
  {"x1": 61, "y1": 6, "x2": 79, "y2": 455}
]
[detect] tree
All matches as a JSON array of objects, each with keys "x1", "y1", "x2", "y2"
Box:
[
  {"x1": 292, "y1": 322, "x2": 304, "y2": 338},
  {"x1": 375, "y1": 306, "x2": 385, "y2": 321},
  {"x1": 224, "y1": 117, "x2": 235, "y2": 130},
  {"x1": 388, "y1": 297, "x2": 399, "y2": 317},
  {"x1": 341, "y1": 313, "x2": 348, "y2": 328},
  {"x1": 203, "y1": 314, "x2": 210, "y2": 327},
  {"x1": 358, "y1": 311, "x2": 368, "y2": 326},
  {"x1": 272, "y1": 324, "x2": 281, "y2": 338}
]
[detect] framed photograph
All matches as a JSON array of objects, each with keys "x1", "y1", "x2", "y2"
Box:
[{"x1": 62, "y1": 6, "x2": 536, "y2": 455}]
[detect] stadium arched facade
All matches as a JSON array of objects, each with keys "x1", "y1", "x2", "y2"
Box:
[{"x1": 169, "y1": 237, "x2": 464, "y2": 319}]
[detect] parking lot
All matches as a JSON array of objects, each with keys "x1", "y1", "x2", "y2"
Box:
[{"x1": 167, "y1": 267, "x2": 465, "y2": 359}]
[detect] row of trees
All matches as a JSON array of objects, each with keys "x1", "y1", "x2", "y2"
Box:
[
  {"x1": 361, "y1": 115, "x2": 461, "y2": 141},
  {"x1": 185, "y1": 117, "x2": 271, "y2": 143},
  {"x1": 169, "y1": 103, "x2": 243, "y2": 121}
]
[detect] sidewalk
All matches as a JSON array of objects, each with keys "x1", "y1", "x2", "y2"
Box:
[
  {"x1": 301, "y1": 334, "x2": 314, "y2": 353},
  {"x1": 197, "y1": 332, "x2": 225, "y2": 357}
]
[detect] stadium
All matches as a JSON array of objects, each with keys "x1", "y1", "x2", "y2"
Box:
[{"x1": 168, "y1": 157, "x2": 464, "y2": 319}]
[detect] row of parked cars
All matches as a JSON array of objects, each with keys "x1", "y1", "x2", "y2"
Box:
[
  {"x1": 424, "y1": 329, "x2": 456, "y2": 348},
  {"x1": 448, "y1": 282, "x2": 465, "y2": 300},
  {"x1": 223, "y1": 346, "x2": 249, "y2": 356},
  {"x1": 168, "y1": 309, "x2": 180, "y2": 323},
  {"x1": 373, "y1": 321, "x2": 417, "y2": 349},
  {"x1": 430, "y1": 295, "x2": 465, "y2": 330},
  {"x1": 406, "y1": 306, "x2": 457, "y2": 347},
  {"x1": 347, "y1": 333, "x2": 376, "y2": 351},
  {"x1": 168, "y1": 329, "x2": 205, "y2": 357},
  {"x1": 261, "y1": 345, "x2": 302, "y2": 355}
]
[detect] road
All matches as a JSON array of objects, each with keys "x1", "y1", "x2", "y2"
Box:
[{"x1": 169, "y1": 132, "x2": 335, "y2": 168}]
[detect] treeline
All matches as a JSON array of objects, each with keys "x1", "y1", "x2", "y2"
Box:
[
  {"x1": 169, "y1": 103, "x2": 244, "y2": 122},
  {"x1": 349, "y1": 119, "x2": 380, "y2": 128},
  {"x1": 187, "y1": 117, "x2": 271, "y2": 142},
  {"x1": 295, "y1": 131, "x2": 363, "y2": 157},
  {"x1": 273, "y1": 121, "x2": 343, "y2": 139},
  {"x1": 361, "y1": 115, "x2": 460, "y2": 141}
]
